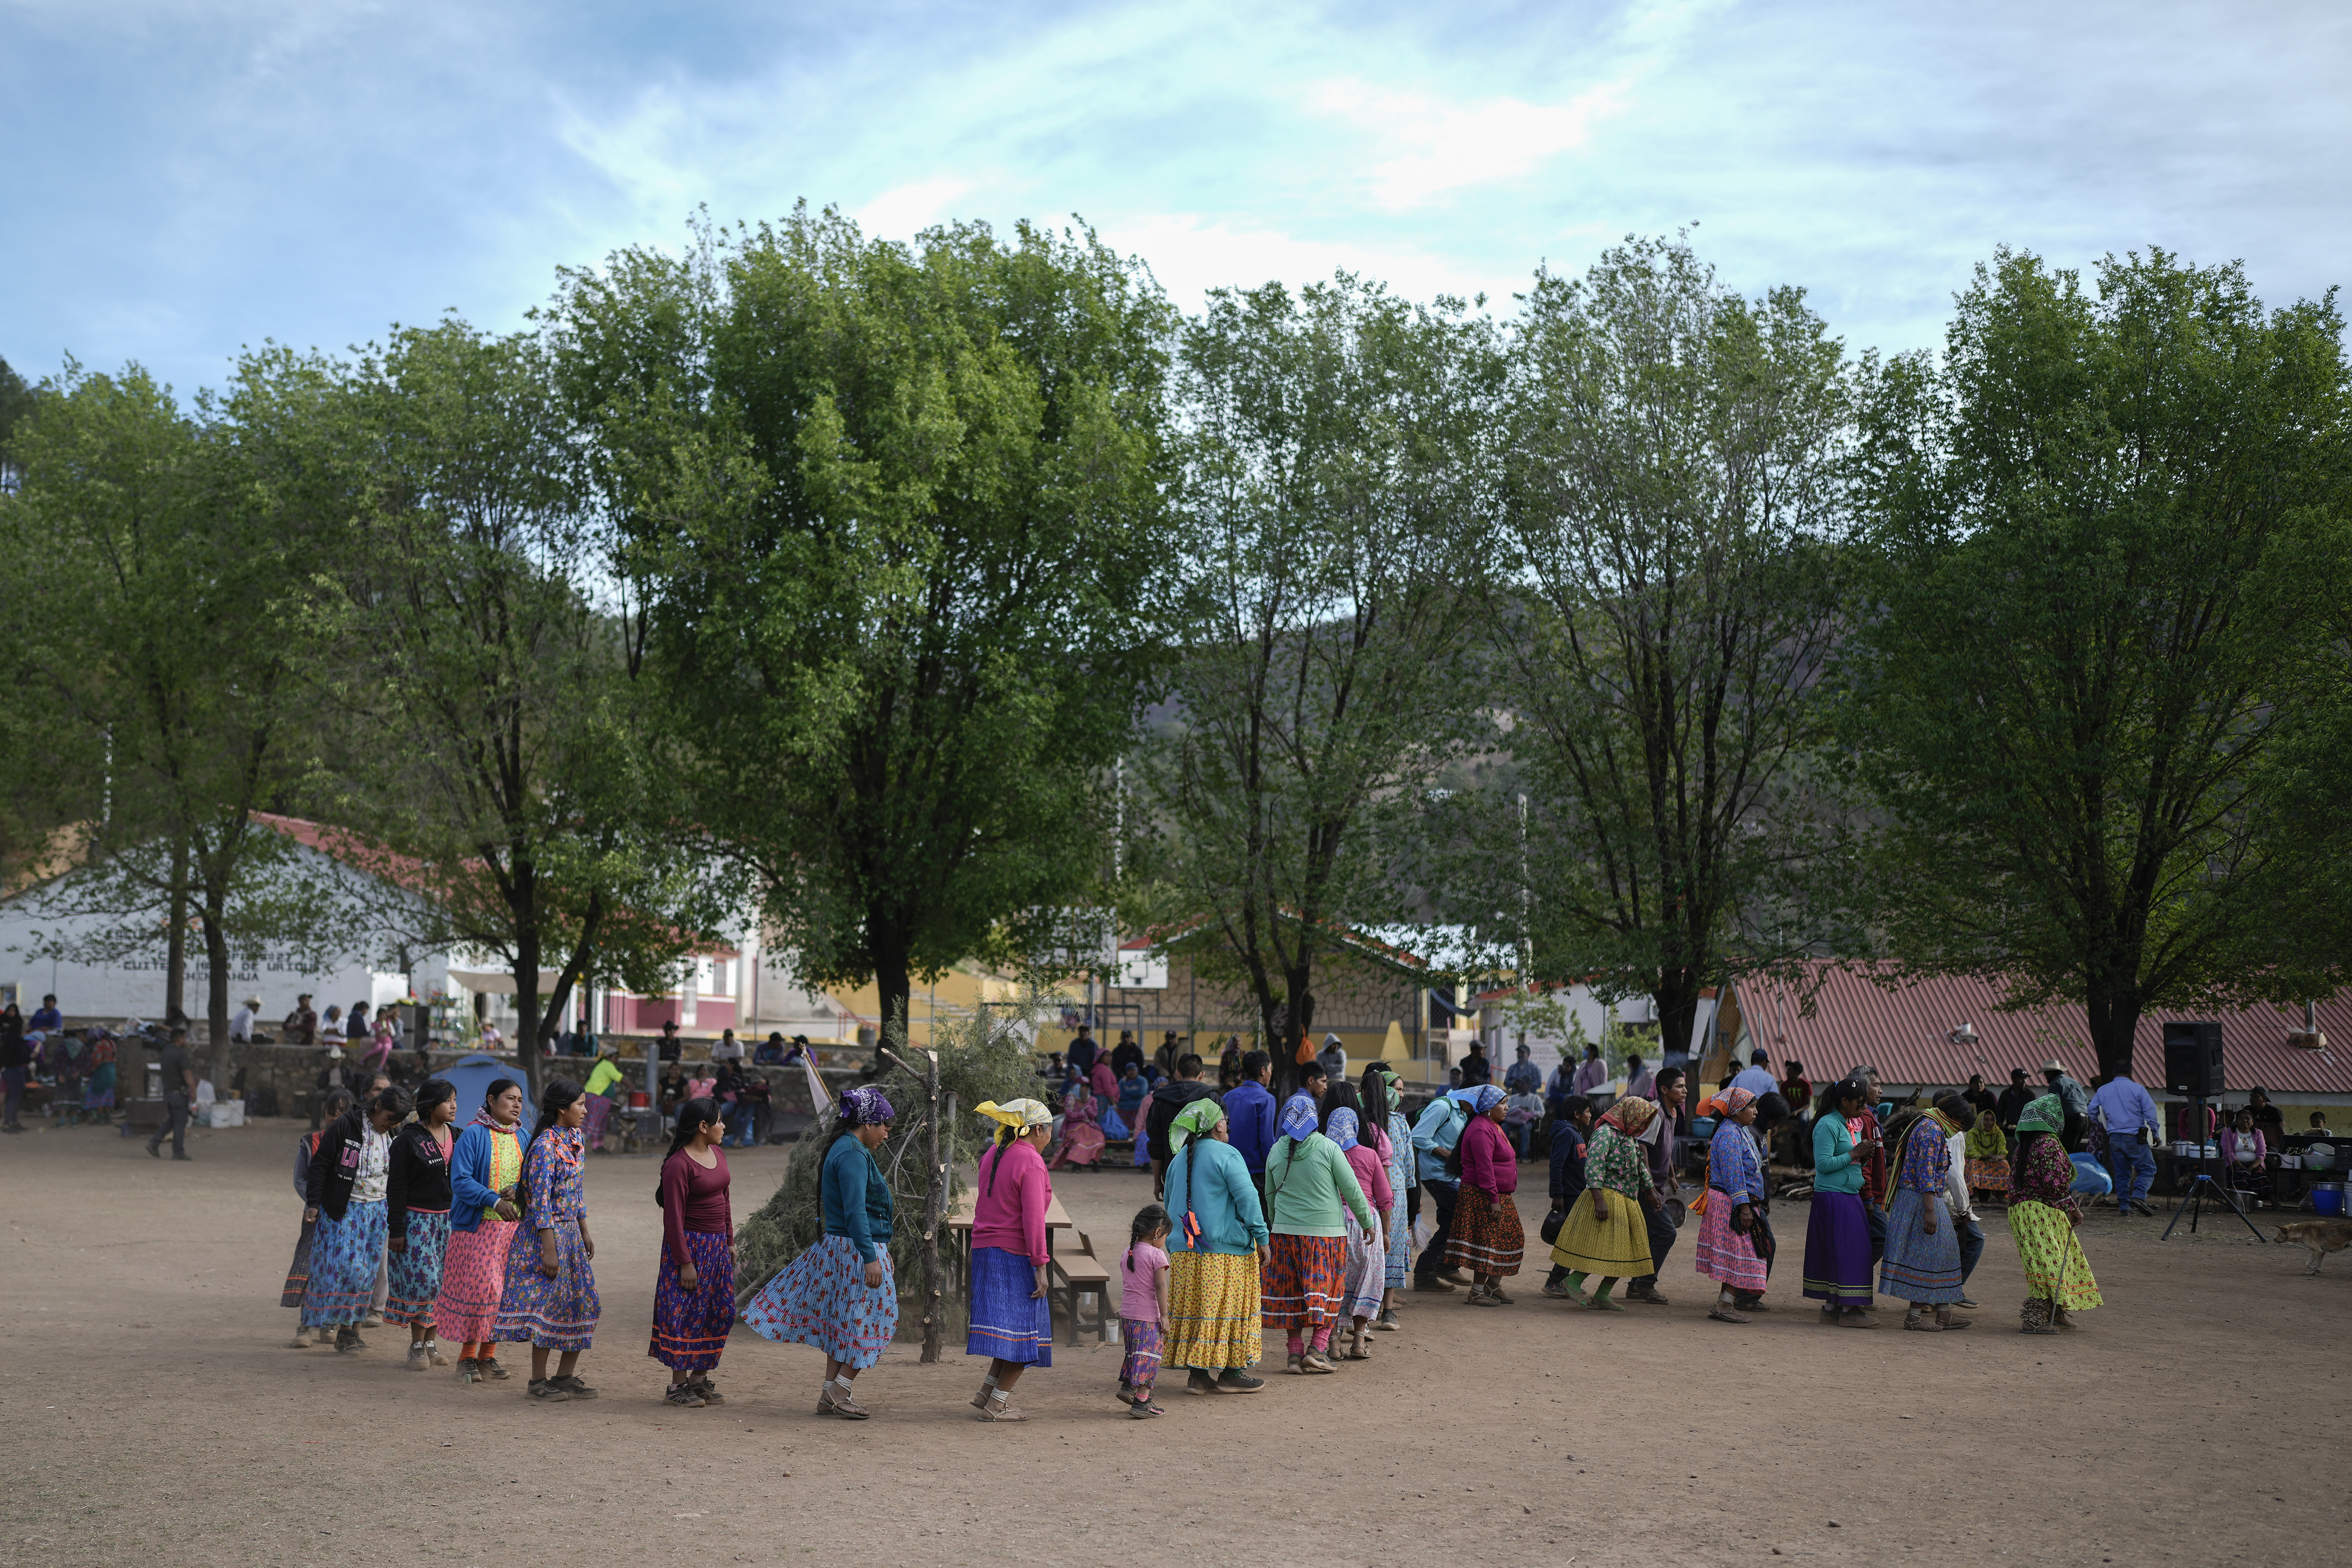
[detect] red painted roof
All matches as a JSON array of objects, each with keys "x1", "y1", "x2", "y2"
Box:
[{"x1": 1727, "y1": 963, "x2": 2352, "y2": 1096}]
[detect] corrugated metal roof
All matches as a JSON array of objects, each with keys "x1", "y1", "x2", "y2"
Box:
[{"x1": 1725, "y1": 963, "x2": 2352, "y2": 1095}]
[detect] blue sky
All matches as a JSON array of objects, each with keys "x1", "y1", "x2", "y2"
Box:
[{"x1": 5, "y1": 0, "x2": 2348, "y2": 396}]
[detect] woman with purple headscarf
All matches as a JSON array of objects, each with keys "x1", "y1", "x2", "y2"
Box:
[{"x1": 740, "y1": 1085, "x2": 898, "y2": 1418}]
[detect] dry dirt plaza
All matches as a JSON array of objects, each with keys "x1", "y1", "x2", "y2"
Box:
[{"x1": 0, "y1": 1118, "x2": 2337, "y2": 1567}]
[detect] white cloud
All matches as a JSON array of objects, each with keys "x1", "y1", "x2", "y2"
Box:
[
  {"x1": 1305, "y1": 76, "x2": 1631, "y2": 210},
  {"x1": 855, "y1": 177, "x2": 981, "y2": 240}
]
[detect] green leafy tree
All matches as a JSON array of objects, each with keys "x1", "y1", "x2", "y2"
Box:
[
  {"x1": 0, "y1": 353, "x2": 355, "y2": 1078},
  {"x1": 550, "y1": 207, "x2": 1174, "y2": 1041},
  {"x1": 1142, "y1": 276, "x2": 1501, "y2": 1078},
  {"x1": 1448, "y1": 236, "x2": 1851, "y2": 1067},
  {"x1": 1839, "y1": 248, "x2": 2352, "y2": 1077},
  {"x1": 320, "y1": 320, "x2": 729, "y2": 1082}
]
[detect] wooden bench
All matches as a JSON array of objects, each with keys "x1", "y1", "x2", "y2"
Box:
[{"x1": 1050, "y1": 1232, "x2": 1116, "y2": 1345}]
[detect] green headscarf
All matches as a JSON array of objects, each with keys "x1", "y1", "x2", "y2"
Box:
[
  {"x1": 2015, "y1": 1093, "x2": 2065, "y2": 1135},
  {"x1": 1168, "y1": 1097, "x2": 1225, "y2": 1152}
]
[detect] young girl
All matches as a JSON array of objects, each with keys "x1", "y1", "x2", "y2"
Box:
[{"x1": 1119, "y1": 1203, "x2": 1172, "y2": 1418}]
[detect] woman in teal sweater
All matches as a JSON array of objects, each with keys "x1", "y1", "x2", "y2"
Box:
[
  {"x1": 1263, "y1": 1098, "x2": 1375, "y2": 1373},
  {"x1": 739, "y1": 1086, "x2": 899, "y2": 1415},
  {"x1": 1162, "y1": 1098, "x2": 1271, "y2": 1394},
  {"x1": 1803, "y1": 1079, "x2": 1884, "y2": 1327}
]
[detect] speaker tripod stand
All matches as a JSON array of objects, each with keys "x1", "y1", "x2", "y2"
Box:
[{"x1": 2159, "y1": 1096, "x2": 2267, "y2": 1242}]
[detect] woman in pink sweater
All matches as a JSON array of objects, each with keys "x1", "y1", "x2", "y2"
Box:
[
  {"x1": 1325, "y1": 1104, "x2": 1392, "y2": 1361},
  {"x1": 968, "y1": 1099, "x2": 1056, "y2": 1422},
  {"x1": 1446, "y1": 1085, "x2": 1525, "y2": 1306}
]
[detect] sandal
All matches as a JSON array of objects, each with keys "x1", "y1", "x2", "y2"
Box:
[
  {"x1": 1903, "y1": 1312, "x2": 1943, "y2": 1331},
  {"x1": 975, "y1": 1388, "x2": 1026, "y2": 1422},
  {"x1": 1487, "y1": 1287, "x2": 1514, "y2": 1305},
  {"x1": 1587, "y1": 1296, "x2": 1627, "y2": 1313},
  {"x1": 828, "y1": 1381, "x2": 872, "y2": 1420},
  {"x1": 971, "y1": 1378, "x2": 1001, "y2": 1410},
  {"x1": 664, "y1": 1382, "x2": 707, "y2": 1408},
  {"x1": 1372, "y1": 1309, "x2": 1402, "y2": 1331},
  {"x1": 1936, "y1": 1311, "x2": 1972, "y2": 1331},
  {"x1": 1464, "y1": 1287, "x2": 1500, "y2": 1307}
]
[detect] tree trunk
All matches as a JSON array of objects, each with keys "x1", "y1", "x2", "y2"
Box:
[
  {"x1": 164, "y1": 836, "x2": 191, "y2": 1027},
  {"x1": 2085, "y1": 991, "x2": 2143, "y2": 1082},
  {"x1": 1653, "y1": 967, "x2": 1703, "y2": 1086},
  {"x1": 201, "y1": 893, "x2": 234, "y2": 1089},
  {"x1": 873, "y1": 934, "x2": 912, "y2": 1071},
  {"x1": 513, "y1": 856, "x2": 542, "y2": 1105}
]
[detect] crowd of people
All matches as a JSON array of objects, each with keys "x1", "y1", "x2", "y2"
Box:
[{"x1": 258, "y1": 1031, "x2": 2129, "y2": 1415}]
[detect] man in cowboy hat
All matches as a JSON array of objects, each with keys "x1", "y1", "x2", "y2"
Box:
[
  {"x1": 230, "y1": 995, "x2": 269, "y2": 1044},
  {"x1": 2041, "y1": 1057, "x2": 2090, "y2": 1153}
]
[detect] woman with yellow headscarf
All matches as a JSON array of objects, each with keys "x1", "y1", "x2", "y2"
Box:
[
  {"x1": 967, "y1": 1100, "x2": 1056, "y2": 1421},
  {"x1": 1546, "y1": 1096, "x2": 1658, "y2": 1310}
]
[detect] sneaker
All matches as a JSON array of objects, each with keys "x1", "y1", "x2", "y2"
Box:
[
  {"x1": 690, "y1": 1376, "x2": 723, "y2": 1406},
  {"x1": 334, "y1": 1328, "x2": 361, "y2": 1353},
  {"x1": 425, "y1": 1343, "x2": 451, "y2": 1368},
  {"x1": 456, "y1": 1358, "x2": 480, "y2": 1384},
  {"x1": 553, "y1": 1375, "x2": 597, "y2": 1400},
  {"x1": 1215, "y1": 1369, "x2": 1265, "y2": 1393},
  {"x1": 527, "y1": 1378, "x2": 572, "y2": 1402},
  {"x1": 360, "y1": 1313, "x2": 386, "y2": 1329},
  {"x1": 1185, "y1": 1369, "x2": 1218, "y2": 1395},
  {"x1": 664, "y1": 1383, "x2": 706, "y2": 1409},
  {"x1": 2133, "y1": 1201, "x2": 2159, "y2": 1218},
  {"x1": 478, "y1": 1356, "x2": 510, "y2": 1381},
  {"x1": 146, "y1": 1141, "x2": 161, "y2": 1158},
  {"x1": 1127, "y1": 1401, "x2": 1164, "y2": 1418},
  {"x1": 1372, "y1": 1309, "x2": 1402, "y2": 1330},
  {"x1": 1285, "y1": 1353, "x2": 1304, "y2": 1375},
  {"x1": 406, "y1": 1345, "x2": 430, "y2": 1371},
  {"x1": 285, "y1": 1334, "x2": 312, "y2": 1350},
  {"x1": 170, "y1": 1153, "x2": 193, "y2": 1162}
]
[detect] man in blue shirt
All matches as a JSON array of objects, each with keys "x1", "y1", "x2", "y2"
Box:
[
  {"x1": 1730, "y1": 1049, "x2": 1778, "y2": 1100},
  {"x1": 2090, "y1": 1069, "x2": 2161, "y2": 1217},
  {"x1": 29, "y1": 994, "x2": 63, "y2": 1032},
  {"x1": 1410, "y1": 1087, "x2": 1480, "y2": 1290},
  {"x1": 1221, "y1": 1050, "x2": 1279, "y2": 1208},
  {"x1": 1503, "y1": 1044, "x2": 1543, "y2": 1096}
]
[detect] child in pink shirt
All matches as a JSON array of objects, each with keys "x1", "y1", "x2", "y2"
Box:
[{"x1": 1118, "y1": 1203, "x2": 1172, "y2": 1418}]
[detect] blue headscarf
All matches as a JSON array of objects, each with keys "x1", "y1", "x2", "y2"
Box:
[
  {"x1": 1278, "y1": 1095, "x2": 1319, "y2": 1144},
  {"x1": 1471, "y1": 1084, "x2": 1507, "y2": 1115},
  {"x1": 1325, "y1": 1107, "x2": 1360, "y2": 1150}
]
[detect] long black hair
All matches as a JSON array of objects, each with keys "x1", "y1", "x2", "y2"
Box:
[
  {"x1": 517, "y1": 1077, "x2": 582, "y2": 1220},
  {"x1": 482, "y1": 1076, "x2": 520, "y2": 1114},
  {"x1": 656, "y1": 1096, "x2": 722, "y2": 1202},
  {"x1": 1126, "y1": 1202, "x2": 1169, "y2": 1271},
  {"x1": 1360, "y1": 1066, "x2": 1396, "y2": 1143},
  {"x1": 413, "y1": 1077, "x2": 457, "y2": 1120}
]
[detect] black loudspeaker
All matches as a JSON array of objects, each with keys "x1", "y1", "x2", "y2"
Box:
[{"x1": 2162, "y1": 1020, "x2": 2224, "y2": 1098}]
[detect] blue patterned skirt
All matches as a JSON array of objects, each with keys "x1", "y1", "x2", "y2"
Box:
[
  {"x1": 966, "y1": 1245, "x2": 1052, "y2": 1367},
  {"x1": 385, "y1": 1209, "x2": 451, "y2": 1326},
  {"x1": 741, "y1": 1234, "x2": 898, "y2": 1370},
  {"x1": 650, "y1": 1230, "x2": 737, "y2": 1372},
  {"x1": 302, "y1": 1200, "x2": 387, "y2": 1328},
  {"x1": 495, "y1": 1215, "x2": 601, "y2": 1352},
  {"x1": 1878, "y1": 1187, "x2": 1963, "y2": 1303}
]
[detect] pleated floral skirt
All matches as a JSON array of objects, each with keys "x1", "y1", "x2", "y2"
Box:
[
  {"x1": 301, "y1": 1200, "x2": 387, "y2": 1328},
  {"x1": 385, "y1": 1209, "x2": 452, "y2": 1325},
  {"x1": 495, "y1": 1215, "x2": 601, "y2": 1352},
  {"x1": 437, "y1": 1218, "x2": 516, "y2": 1345},
  {"x1": 1445, "y1": 1186, "x2": 1524, "y2": 1277},
  {"x1": 650, "y1": 1231, "x2": 737, "y2": 1372},
  {"x1": 1260, "y1": 1234, "x2": 1348, "y2": 1330}
]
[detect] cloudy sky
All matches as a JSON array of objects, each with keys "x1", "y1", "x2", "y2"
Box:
[{"x1": 5, "y1": 0, "x2": 2348, "y2": 395}]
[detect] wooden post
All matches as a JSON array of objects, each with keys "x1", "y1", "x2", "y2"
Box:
[{"x1": 880, "y1": 1045, "x2": 951, "y2": 1364}]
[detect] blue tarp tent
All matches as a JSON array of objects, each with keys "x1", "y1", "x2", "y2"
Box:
[{"x1": 433, "y1": 1053, "x2": 524, "y2": 1119}]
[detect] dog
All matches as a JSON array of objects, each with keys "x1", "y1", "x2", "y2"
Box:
[{"x1": 2273, "y1": 1220, "x2": 2352, "y2": 1275}]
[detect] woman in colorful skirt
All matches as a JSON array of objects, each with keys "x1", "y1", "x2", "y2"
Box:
[
  {"x1": 1446, "y1": 1085, "x2": 1524, "y2": 1308},
  {"x1": 582, "y1": 1046, "x2": 625, "y2": 1154},
  {"x1": 494, "y1": 1078, "x2": 602, "y2": 1401},
  {"x1": 1963, "y1": 1108, "x2": 2011, "y2": 1204},
  {"x1": 1549, "y1": 1097, "x2": 1658, "y2": 1311},
  {"x1": 1804, "y1": 1079, "x2": 1884, "y2": 1327},
  {"x1": 1161, "y1": 1097, "x2": 1269, "y2": 1396},
  {"x1": 967, "y1": 1098, "x2": 1056, "y2": 1421},
  {"x1": 1326, "y1": 1106, "x2": 1391, "y2": 1358},
  {"x1": 1263, "y1": 1095, "x2": 1374, "y2": 1373},
  {"x1": 652, "y1": 1096, "x2": 736, "y2": 1409},
  {"x1": 386, "y1": 1078, "x2": 460, "y2": 1369},
  {"x1": 302, "y1": 1086, "x2": 407, "y2": 1353},
  {"x1": 285, "y1": 1088, "x2": 354, "y2": 1347},
  {"x1": 2008, "y1": 1093, "x2": 2102, "y2": 1335},
  {"x1": 741, "y1": 1086, "x2": 898, "y2": 1418},
  {"x1": 1694, "y1": 1087, "x2": 1770, "y2": 1324},
  {"x1": 442, "y1": 1078, "x2": 527, "y2": 1383},
  {"x1": 1362, "y1": 1066, "x2": 1413, "y2": 1331},
  {"x1": 1879, "y1": 1101, "x2": 1970, "y2": 1331}
]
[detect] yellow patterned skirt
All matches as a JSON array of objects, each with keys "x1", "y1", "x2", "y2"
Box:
[
  {"x1": 1164, "y1": 1250, "x2": 1263, "y2": 1370},
  {"x1": 2006, "y1": 1200, "x2": 2103, "y2": 1310}
]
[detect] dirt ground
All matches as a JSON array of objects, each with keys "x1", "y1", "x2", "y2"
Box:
[{"x1": 0, "y1": 1118, "x2": 2338, "y2": 1568}]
